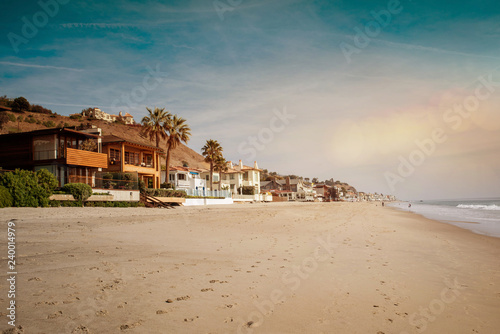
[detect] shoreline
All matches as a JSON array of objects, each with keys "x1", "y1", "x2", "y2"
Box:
[
  {"x1": 1, "y1": 202, "x2": 499, "y2": 333},
  {"x1": 388, "y1": 201, "x2": 500, "y2": 239}
]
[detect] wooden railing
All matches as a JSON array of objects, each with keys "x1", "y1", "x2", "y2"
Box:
[{"x1": 66, "y1": 148, "x2": 108, "y2": 168}]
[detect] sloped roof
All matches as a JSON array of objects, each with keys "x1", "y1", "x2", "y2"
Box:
[{"x1": 102, "y1": 134, "x2": 164, "y2": 152}]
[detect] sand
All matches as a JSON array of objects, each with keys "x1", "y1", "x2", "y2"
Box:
[{"x1": 0, "y1": 202, "x2": 499, "y2": 334}]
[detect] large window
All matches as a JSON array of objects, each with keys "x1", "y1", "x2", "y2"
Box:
[
  {"x1": 178, "y1": 173, "x2": 186, "y2": 180},
  {"x1": 125, "y1": 151, "x2": 140, "y2": 165},
  {"x1": 34, "y1": 135, "x2": 57, "y2": 160}
]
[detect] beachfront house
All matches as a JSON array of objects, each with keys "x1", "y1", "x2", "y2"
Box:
[
  {"x1": 220, "y1": 160, "x2": 262, "y2": 195},
  {"x1": 0, "y1": 127, "x2": 108, "y2": 187},
  {"x1": 162, "y1": 166, "x2": 207, "y2": 194},
  {"x1": 102, "y1": 135, "x2": 162, "y2": 189}
]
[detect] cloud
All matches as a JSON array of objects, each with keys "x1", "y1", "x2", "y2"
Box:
[{"x1": 0, "y1": 61, "x2": 84, "y2": 72}]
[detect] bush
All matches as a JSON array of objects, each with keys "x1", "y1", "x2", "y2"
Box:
[
  {"x1": 0, "y1": 169, "x2": 57, "y2": 207},
  {"x1": 49, "y1": 200, "x2": 144, "y2": 208},
  {"x1": 239, "y1": 186, "x2": 256, "y2": 195},
  {"x1": 160, "y1": 182, "x2": 174, "y2": 189},
  {"x1": 144, "y1": 188, "x2": 186, "y2": 198},
  {"x1": 43, "y1": 120, "x2": 56, "y2": 128},
  {"x1": 62, "y1": 183, "x2": 92, "y2": 203},
  {"x1": 8, "y1": 113, "x2": 16, "y2": 122},
  {"x1": 103, "y1": 173, "x2": 113, "y2": 189},
  {"x1": 0, "y1": 186, "x2": 13, "y2": 208}
]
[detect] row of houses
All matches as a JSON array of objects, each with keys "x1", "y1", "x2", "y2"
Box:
[
  {"x1": 0, "y1": 126, "x2": 262, "y2": 197},
  {"x1": 0, "y1": 126, "x2": 397, "y2": 202}
]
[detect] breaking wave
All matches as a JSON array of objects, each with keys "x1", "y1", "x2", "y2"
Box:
[{"x1": 457, "y1": 204, "x2": 500, "y2": 211}]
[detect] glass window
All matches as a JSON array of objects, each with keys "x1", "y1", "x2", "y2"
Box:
[
  {"x1": 110, "y1": 149, "x2": 120, "y2": 162},
  {"x1": 34, "y1": 135, "x2": 56, "y2": 160},
  {"x1": 178, "y1": 174, "x2": 186, "y2": 180}
]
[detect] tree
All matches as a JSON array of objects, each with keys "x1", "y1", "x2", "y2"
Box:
[
  {"x1": 312, "y1": 177, "x2": 319, "y2": 184},
  {"x1": 214, "y1": 155, "x2": 228, "y2": 192},
  {"x1": 164, "y1": 114, "x2": 191, "y2": 181},
  {"x1": 141, "y1": 107, "x2": 170, "y2": 148},
  {"x1": 31, "y1": 104, "x2": 52, "y2": 114},
  {"x1": 80, "y1": 139, "x2": 97, "y2": 152},
  {"x1": 11, "y1": 97, "x2": 30, "y2": 113},
  {"x1": 201, "y1": 139, "x2": 223, "y2": 191},
  {"x1": 0, "y1": 112, "x2": 9, "y2": 130}
]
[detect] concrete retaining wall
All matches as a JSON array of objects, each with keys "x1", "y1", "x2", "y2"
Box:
[{"x1": 184, "y1": 198, "x2": 234, "y2": 206}]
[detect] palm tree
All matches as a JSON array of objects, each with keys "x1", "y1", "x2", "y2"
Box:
[
  {"x1": 140, "y1": 107, "x2": 170, "y2": 148},
  {"x1": 164, "y1": 115, "x2": 191, "y2": 180},
  {"x1": 201, "y1": 139, "x2": 222, "y2": 191},
  {"x1": 214, "y1": 155, "x2": 228, "y2": 192}
]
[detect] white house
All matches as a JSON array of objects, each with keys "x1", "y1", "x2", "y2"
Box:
[
  {"x1": 219, "y1": 160, "x2": 262, "y2": 195},
  {"x1": 161, "y1": 166, "x2": 206, "y2": 193}
]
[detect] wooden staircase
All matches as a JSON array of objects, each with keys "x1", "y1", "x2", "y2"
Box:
[{"x1": 140, "y1": 193, "x2": 174, "y2": 208}]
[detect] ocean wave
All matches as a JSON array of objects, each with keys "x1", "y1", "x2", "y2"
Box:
[{"x1": 457, "y1": 204, "x2": 500, "y2": 210}]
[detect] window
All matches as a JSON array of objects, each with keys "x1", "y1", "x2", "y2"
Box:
[
  {"x1": 230, "y1": 174, "x2": 234, "y2": 180},
  {"x1": 125, "y1": 151, "x2": 140, "y2": 165},
  {"x1": 33, "y1": 135, "x2": 56, "y2": 160},
  {"x1": 143, "y1": 154, "x2": 153, "y2": 167},
  {"x1": 169, "y1": 174, "x2": 175, "y2": 181},
  {"x1": 110, "y1": 149, "x2": 120, "y2": 162},
  {"x1": 244, "y1": 172, "x2": 249, "y2": 181},
  {"x1": 178, "y1": 174, "x2": 186, "y2": 180}
]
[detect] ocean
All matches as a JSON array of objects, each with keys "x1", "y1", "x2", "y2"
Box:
[{"x1": 389, "y1": 198, "x2": 500, "y2": 238}]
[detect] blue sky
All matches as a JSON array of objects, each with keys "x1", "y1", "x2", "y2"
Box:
[{"x1": 1, "y1": 0, "x2": 500, "y2": 199}]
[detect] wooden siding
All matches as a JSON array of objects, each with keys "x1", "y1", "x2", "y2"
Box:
[
  {"x1": 66, "y1": 148, "x2": 108, "y2": 168},
  {"x1": 123, "y1": 164, "x2": 157, "y2": 175}
]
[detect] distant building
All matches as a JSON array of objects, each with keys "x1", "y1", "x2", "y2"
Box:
[{"x1": 72, "y1": 108, "x2": 135, "y2": 125}]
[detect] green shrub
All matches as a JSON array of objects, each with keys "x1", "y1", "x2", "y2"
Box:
[
  {"x1": 239, "y1": 186, "x2": 255, "y2": 195},
  {"x1": 8, "y1": 113, "x2": 16, "y2": 122},
  {"x1": 62, "y1": 183, "x2": 92, "y2": 203},
  {"x1": 103, "y1": 173, "x2": 113, "y2": 189},
  {"x1": 49, "y1": 200, "x2": 144, "y2": 208},
  {"x1": 144, "y1": 188, "x2": 186, "y2": 198},
  {"x1": 160, "y1": 182, "x2": 175, "y2": 189},
  {"x1": 0, "y1": 186, "x2": 13, "y2": 208},
  {"x1": 0, "y1": 169, "x2": 57, "y2": 207},
  {"x1": 42, "y1": 120, "x2": 56, "y2": 128}
]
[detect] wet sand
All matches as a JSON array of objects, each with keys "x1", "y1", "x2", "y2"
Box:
[{"x1": 0, "y1": 202, "x2": 499, "y2": 333}]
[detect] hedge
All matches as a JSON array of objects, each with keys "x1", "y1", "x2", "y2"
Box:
[
  {"x1": 0, "y1": 169, "x2": 58, "y2": 207},
  {"x1": 144, "y1": 188, "x2": 187, "y2": 198},
  {"x1": 49, "y1": 200, "x2": 144, "y2": 208},
  {"x1": 0, "y1": 186, "x2": 13, "y2": 208}
]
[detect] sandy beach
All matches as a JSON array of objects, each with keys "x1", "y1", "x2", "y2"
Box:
[{"x1": 0, "y1": 202, "x2": 499, "y2": 334}]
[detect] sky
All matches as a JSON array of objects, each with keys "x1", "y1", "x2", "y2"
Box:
[{"x1": 1, "y1": 0, "x2": 499, "y2": 200}]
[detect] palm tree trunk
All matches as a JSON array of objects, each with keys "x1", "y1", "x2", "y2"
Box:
[
  {"x1": 165, "y1": 142, "x2": 172, "y2": 187},
  {"x1": 218, "y1": 171, "x2": 222, "y2": 192},
  {"x1": 209, "y1": 162, "x2": 213, "y2": 192}
]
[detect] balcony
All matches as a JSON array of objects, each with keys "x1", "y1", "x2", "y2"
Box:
[{"x1": 66, "y1": 148, "x2": 108, "y2": 168}]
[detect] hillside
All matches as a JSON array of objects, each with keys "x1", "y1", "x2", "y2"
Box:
[{"x1": 0, "y1": 109, "x2": 209, "y2": 169}]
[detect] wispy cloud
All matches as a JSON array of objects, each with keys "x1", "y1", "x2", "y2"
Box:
[
  {"x1": 0, "y1": 61, "x2": 84, "y2": 72},
  {"x1": 371, "y1": 38, "x2": 500, "y2": 60}
]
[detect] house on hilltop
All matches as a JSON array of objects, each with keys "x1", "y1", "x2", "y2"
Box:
[{"x1": 72, "y1": 108, "x2": 135, "y2": 125}]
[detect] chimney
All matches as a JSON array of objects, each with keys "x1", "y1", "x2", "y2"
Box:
[
  {"x1": 239, "y1": 160, "x2": 243, "y2": 170},
  {"x1": 227, "y1": 160, "x2": 232, "y2": 169},
  {"x1": 253, "y1": 161, "x2": 258, "y2": 169}
]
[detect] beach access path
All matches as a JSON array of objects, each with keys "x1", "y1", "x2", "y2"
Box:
[{"x1": 0, "y1": 202, "x2": 499, "y2": 333}]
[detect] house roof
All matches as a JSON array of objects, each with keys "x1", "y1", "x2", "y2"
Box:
[
  {"x1": 170, "y1": 166, "x2": 205, "y2": 173},
  {"x1": 102, "y1": 134, "x2": 164, "y2": 152},
  {"x1": 0, "y1": 127, "x2": 100, "y2": 139}
]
